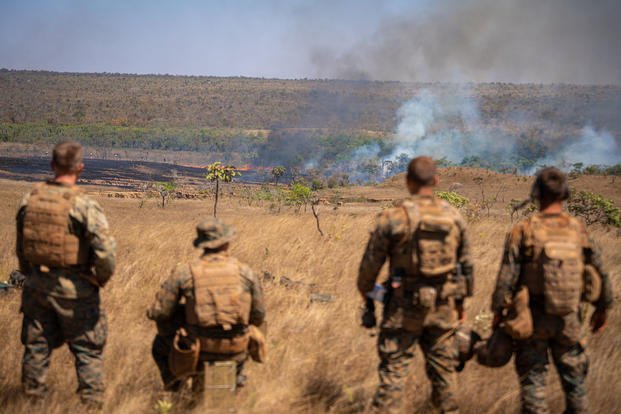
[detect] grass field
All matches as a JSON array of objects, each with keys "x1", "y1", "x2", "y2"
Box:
[{"x1": 0, "y1": 172, "x2": 619, "y2": 413}]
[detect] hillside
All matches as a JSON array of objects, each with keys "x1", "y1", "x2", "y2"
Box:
[{"x1": 1, "y1": 70, "x2": 620, "y2": 134}]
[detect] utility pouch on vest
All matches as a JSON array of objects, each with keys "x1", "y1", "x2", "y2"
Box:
[
  {"x1": 542, "y1": 241, "x2": 583, "y2": 316},
  {"x1": 403, "y1": 200, "x2": 459, "y2": 279},
  {"x1": 504, "y1": 286, "x2": 534, "y2": 340},
  {"x1": 582, "y1": 264, "x2": 601, "y2": 303},
  {"x1": 199, "y1": 333, "x2": 249, "y2": 355},
  {"x1": 417, "y1": 215, "x2": 458, "y2": 277},
  {"x1": 248, "y1": 325, "x2": 267, "y2": 363},
  {"x1": 169, "y1": 328, "x2": 200, "y2": 379},
  {"x1": 414, "y1": 286, "x2": 437, "y2": 310}
]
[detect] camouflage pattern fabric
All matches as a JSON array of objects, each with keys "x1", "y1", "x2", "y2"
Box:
[
  {"x1": 15, "y1": 181, "x2": 115, "y2": 406},
  {"x1": 358, "y1": 195, "x2": 473, "y2": 412},
  {"x1": 16, "y1": 181, "x2": 117, "y2": 298},
  {"x1": 492, "y1": 212, "x2": 612, "y2": 414},
  {"x1": 373, "y1": 326, "x2": 459, "y2": 412},
  {"x1": 21, "y1": 288, "x2": 107, "y2": 404},
  {"x1": 515, "y1": 336, "x2": 588, "y2": 414},
  {"x1": 147, "y1": 252, "x2": 265, "y2": 390}
]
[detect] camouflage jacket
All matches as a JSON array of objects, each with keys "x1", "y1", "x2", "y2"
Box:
[
  {"x1": 15, "y1": 181, "x2": 116, "y2": 299},
  {"x1": 147, "y1": 252, "x2": 266, "y2": 336},
  {"x1": 358, "y1": 195, "x2": 474, "y2": 301},
  {"x1": 492, "y1": 212, "x2": 613, "y2": 313}
]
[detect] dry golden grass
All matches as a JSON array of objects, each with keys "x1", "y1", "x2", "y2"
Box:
[{"x1": 0, "y1": 177, "x2": 619, "y2": 413}]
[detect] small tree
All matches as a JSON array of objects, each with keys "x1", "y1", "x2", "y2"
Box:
[
  {"x1": 155, "y1": 181, "x2": 177, "y2": 208},
  {"x1": 286, "y1": 183, "x2": 312, "y2": 212},
  {"x1": 205, "y1": 162, "x2": 241, "y2": 216},
  {"x1": 271, "y1": 166, "x2": 286, "y2": 185}
]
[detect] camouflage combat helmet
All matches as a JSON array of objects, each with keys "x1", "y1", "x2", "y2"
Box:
[{"x1": 193, "y1": 218, "x2": 236, "y2": 249}]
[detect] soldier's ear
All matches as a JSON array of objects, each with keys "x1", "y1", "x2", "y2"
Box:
[
  {"x1": 434, "y1": 175, "x2": 440, "y2": 186},
  {"x1": 75, "y1": 162, "x2": 85, "y2": 175}
]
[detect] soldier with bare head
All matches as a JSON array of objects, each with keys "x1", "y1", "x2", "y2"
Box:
[
  {"x1": 15, "y1": 140, "x2": 116, "y2": 409},
  {"x1": 491, "y1": 167, "x2": 613, "y2": 414},
  {"x1": 147, "y1": 218, "x2": 266, "y2": 399},
  {"x1": 358, "y1": 156, "x2": 474, "y2": 413}
]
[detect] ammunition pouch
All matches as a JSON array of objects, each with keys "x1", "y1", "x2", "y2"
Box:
[
  {"x1": 504, "y1": 286, "x2": 534, "y2": 340},
  {"x1": 582, "y1": 264, "x2": 601, "y2": 303},
  {"x1": 248, "y1": 325, "x2": 267, "y2": 363},
  {"x1": 169, "y1": 328, "x2": 200, "y2": 379},
  {"x1": 413, "y1": 286, "x2": 438, "y2": 310},
  {"x1": 200, "y1": 333, "x2": 249, "y2": 355}
]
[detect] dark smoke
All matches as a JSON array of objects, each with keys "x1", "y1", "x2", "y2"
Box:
[{"x1": 311, "y1": 0, "x2": 621, "y2": 85}]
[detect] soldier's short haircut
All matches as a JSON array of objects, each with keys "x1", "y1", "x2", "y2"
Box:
[
  {"x1": 531, "y1": 167, "x2": 570, "y2": 203},
  {"x1": 407, "y1": 156, "x2": 437, "y2": 186},
  {"x1": 52, "y1": 141, "x2": 83, "y2": 173}
]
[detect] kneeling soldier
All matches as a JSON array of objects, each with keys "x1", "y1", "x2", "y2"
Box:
[{"x1": 147, "y1": 218, "x2": 266, "y2": 396}]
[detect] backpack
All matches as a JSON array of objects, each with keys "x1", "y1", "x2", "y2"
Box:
[
  {"x1": 22, "y1": 183, "x2": 89, "y2": 268},
  {"x1": 403, "y1": 198, "x2": 460, "y2": 277},
  {"x1": 186, "y1": 257, "x2": 251, "y2": 330},
  {"x1": 523, "y1": 214, "x2": 585, "y2": 316}
]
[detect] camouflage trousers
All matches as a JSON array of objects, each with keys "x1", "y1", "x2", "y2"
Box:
[
  {"x1": 372, "y1": 327, "x2": 458, "y2": 413},
  {"x1": 515, "y1": 338, "x2": 588, "y2": 414},
  {"x1": 20, "y1": 288, "x2": 107, "y2": 404},
  {"x1": 152, "y1": 334, "x2": 247, "y2": 392}
]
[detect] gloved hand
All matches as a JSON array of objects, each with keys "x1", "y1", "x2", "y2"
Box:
[
  {"x1": 361, "y1": 299, "x2": 376, "y2": 329},
  {"x1": 590, "y1": 308, "x2": 608, "y2": 334},
  {"x1": 456, "y1": 300, "x2": 466, "y2": 322}
]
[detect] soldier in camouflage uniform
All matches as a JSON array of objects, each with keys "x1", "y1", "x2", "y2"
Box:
[
  {"x1": 15, "y1": 141, "x2": 116, "y2": 408},
  {"x1": 358, "y1": 156, "x2": 474, "y2": 413},
  {"x1": 147, "y1": 218, "x2": 265, "y2": 392},
  {"x1": 491, "y1": 167, "x2": 613, "y2": 414}
]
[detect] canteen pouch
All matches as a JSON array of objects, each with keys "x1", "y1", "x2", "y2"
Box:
[{"x1": 169, "y1": 328, "x2": 200, "y2": 379}]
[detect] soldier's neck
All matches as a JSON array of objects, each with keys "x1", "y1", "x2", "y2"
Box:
[
  {"x1": 411, "y1": 187, "x2": 434, "y2": 197},
  {"x1": 540, "y1": 201, "x2": 563, "y2": 214},
  {"x1": 53, "y1": 174, "x2": 78, "y2": 185}
]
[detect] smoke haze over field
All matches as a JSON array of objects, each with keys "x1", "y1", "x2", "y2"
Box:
[
  {"x1": 1, "y1": 0, "x2": 620, "y2": 84},
  {"x1": 312, "y1": 0, "x2": 621, "y2": 85}
]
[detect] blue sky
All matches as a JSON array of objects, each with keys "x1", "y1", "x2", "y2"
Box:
[
  {"x1": 1, "y1": 0, "x2": 619, "y2": 84},
  {"x1": 0, "y1": 0, "x2": 425, "y2": 78}
]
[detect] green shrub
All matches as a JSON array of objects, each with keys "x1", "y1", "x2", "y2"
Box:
[
  {"x1": 435, "y1": 191, "x2": 469, "y2": 209},
  {"x1": 568, "y1": 191, "x2": 620, "y2": 227}
]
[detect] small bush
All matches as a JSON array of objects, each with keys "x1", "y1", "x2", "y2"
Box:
[
  {"x1": 568, "y1": 191, "x2": 621, "y2": 227},
  {"x1": 436, "y1": 191, "x2": 469, "y2": 209}
]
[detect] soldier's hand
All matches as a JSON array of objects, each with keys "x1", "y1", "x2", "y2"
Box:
[
  {"x1": 361, "y1": 306, "x2": 376, "y2": 329},
  {"x1": 492, "y1": 312, "x2": 503, "y2": 330},
  {"x1": 590, "y1": 309, "x2": 608, "y2": 334},
  {"x1": 456, "y1": 301, "x2": 466, "y2": 322}
]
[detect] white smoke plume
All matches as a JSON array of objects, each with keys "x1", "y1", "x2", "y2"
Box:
[{"x1": 341, "y1": 88, "x2": 621, "y2": 179}]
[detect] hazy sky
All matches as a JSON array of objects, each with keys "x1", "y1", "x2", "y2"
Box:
[{"x1": 1, "y1": 0, "x2": 619, "y2": 84}]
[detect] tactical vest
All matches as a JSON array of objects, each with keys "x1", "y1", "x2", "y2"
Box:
[
  {"x1": 185, "y1": 257, "x2": 251, "y2": 330},
  {"x1": 403, "y1": 198, "x2": 460, "y2": 278},
  {"x1": 22, "y1": 183, "x2": 89, "y2": 268},
  {"x1": 521, "y1": 213, "x2": 585, "y2": 316}
]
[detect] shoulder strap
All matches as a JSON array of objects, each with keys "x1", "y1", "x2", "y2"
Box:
[{"x1": 402, "y1": 200, "x2": 420, "y2": 276}]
